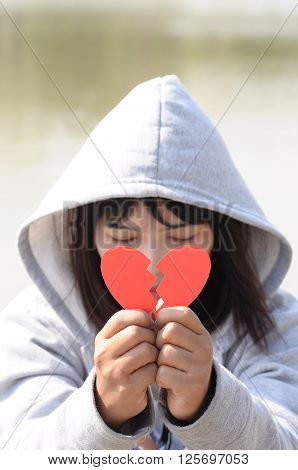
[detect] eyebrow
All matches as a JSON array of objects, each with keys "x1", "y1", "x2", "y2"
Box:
[{"x1": 107, "y1": 221, "x2": 188, "y2": 229}]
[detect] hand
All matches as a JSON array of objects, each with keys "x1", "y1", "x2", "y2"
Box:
[
  {"x1": 154, "y1": 306, "x2": 214, "y2": 422},
  {"x1": 93, "y1": 309, "x2": 158, "y2": 430}
]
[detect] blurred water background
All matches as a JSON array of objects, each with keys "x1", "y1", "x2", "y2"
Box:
[{"x1": 0, "y1": 0, "x2": 298, "y2": 309}]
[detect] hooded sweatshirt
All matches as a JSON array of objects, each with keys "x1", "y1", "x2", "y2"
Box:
[{"x1": 0, "y1": 74, "x2": 297, "y2": 450}]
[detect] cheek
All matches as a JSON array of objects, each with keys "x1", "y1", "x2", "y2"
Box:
[
  {"x1": 95, "y1": 228, "x2": 123, "y2": 256},
  {"x1": 193, "y1": 228, "x2": 213, "y2": 253},
  {"x1": 96, "y1": 241, "x2": 114, "y2": 260},
  {"x1": 94, "y1": 238, "x2": 103, "y2": 257},
  {"x1": 94, "y1": 224, "x2": 108, "y2": 255}
]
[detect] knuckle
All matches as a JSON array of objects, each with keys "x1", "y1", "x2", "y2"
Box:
[
  {"x1": 94, "y1": 345, "x2": 106, "y2": 366},
  {"x1": 150, "y1": 362, "x2": 158, "y2": 374},
  {"x1": 148, "y1": 330, "x2": 156, "y2": 344},
  {"x1": 157, "y1": 364, "x2": 166, "y2": 378},
  {"x1": 146, "y1": 361, "x2": 157, "y2": 375},
  {"x1": 161, "y1": 343, "x2": 172, "y2": 358},
  {"x1": 94, "y1": 331, "x2": 103, "y2": 348},
  {"x1": 116, "y1": 308, "x2": 126, "y2": 318},
  {"x1": 141, "y1": 341, "x2": 153, "y2": 355},
  {"x1": 148, "y1": 363, "x2": 158, "y2": 382},
  {"x1": 130, "y1": 324, "x2": 141, "y2": 339},
  {"x1": 181, "y1": 306, "x2": 189, "y2": 315},
  {"x1": 156, "y1": 365, "x2": 166, "y2": 386},
  {"x1": 115, "y1": 309, "x2": 128, "y2": 328},
  {"x1": 202, "y1": 335, "x2": 213, "y2": 358},
  {"x1": 176, "y1": 305, "x2": 189, "y2": 316},
  {"x1": 100, "y1": 364, "x2": 112, "y2": 379},
  {"x1": 112, "y1": 365, "x2": 126, "y2": 382},
  {"x1": 152, "y1": 346, "x2": 159, "y2": 360},
  {"x1": 102, "y1": 362, "x2": 124, "y2": 382},
  {"x1": 117, "y1": 383, "x2": 127, "y2": 396},
  {"x1": 119, "y1": 370, "x2": 130, "y2": 385},
  {"x1": 164, "y1": 322, "x2": 177, "y2": 340}
]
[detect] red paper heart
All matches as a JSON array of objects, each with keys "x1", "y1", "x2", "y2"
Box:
[{"x1": 100, "y1": 244, "x2": 211, "y2": 317}]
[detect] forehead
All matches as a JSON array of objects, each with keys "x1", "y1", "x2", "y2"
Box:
[{"x1": 102, "y1": 199, "x2": 187, "y2": 228}]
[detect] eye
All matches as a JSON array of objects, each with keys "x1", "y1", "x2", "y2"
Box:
[
  {"x1": 171, "y1": 236, "x2": 195, "y2": 243},
  {"x1": 110, "y1": 236, "x2": 195, "y2": 244},
  {"x1": 110, "y1": 237, "x2": 135, "y2": 244},
  {"x1": 111, "y1": 235, "x2": 195, "y2": 243}
]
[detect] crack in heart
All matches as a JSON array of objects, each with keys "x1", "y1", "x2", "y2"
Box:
[{"x1": 100, "y1": 244, "x2": 211, "y2": 318}]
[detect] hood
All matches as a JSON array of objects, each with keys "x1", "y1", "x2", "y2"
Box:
[{"x1": 16, "y1": 74, "x2": 292, "y2": 346}]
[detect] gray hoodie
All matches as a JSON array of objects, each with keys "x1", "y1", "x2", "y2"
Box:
[{"x1": 0, "y1": 75, "x2": 297, "y2": 450}]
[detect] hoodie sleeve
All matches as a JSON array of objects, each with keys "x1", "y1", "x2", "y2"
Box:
[
  {"x1": 157, "y1": 293, "x2": 298, "y2": 450},
  {"x1": 0, "y1": 293, "x2": 155, "y2": 450}
]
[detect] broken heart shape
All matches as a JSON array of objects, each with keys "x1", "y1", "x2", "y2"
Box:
[{"x1": 100, "y1": 244, "x2": 211, "y2": 318}]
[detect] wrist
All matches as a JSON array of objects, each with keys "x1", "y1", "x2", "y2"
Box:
[
  {"x1": 168, "y1": 363, "x2": 217, "y2": 426},
  {"x1": 93, "y1": 381, "x2": 125, "y2": 431}
]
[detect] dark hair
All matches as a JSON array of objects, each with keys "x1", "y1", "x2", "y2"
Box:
[{"x1": 66, "y1": 196, "x2": 278, "y2": 353}]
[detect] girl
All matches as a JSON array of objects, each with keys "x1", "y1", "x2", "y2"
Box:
[{"x1": 0, "y1": 75, "x2": 297, "y2": 449}]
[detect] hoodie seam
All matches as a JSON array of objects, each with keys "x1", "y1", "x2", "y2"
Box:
[
  {"x1": 18, "y1": 226, "x2": 87, "y2": 352},
  {"x1": 18, "y1": 176, "x2": 292, "y2": 245},
  {"x1": 59, "y1": 176, "x2": 275, "y2": 225}
]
